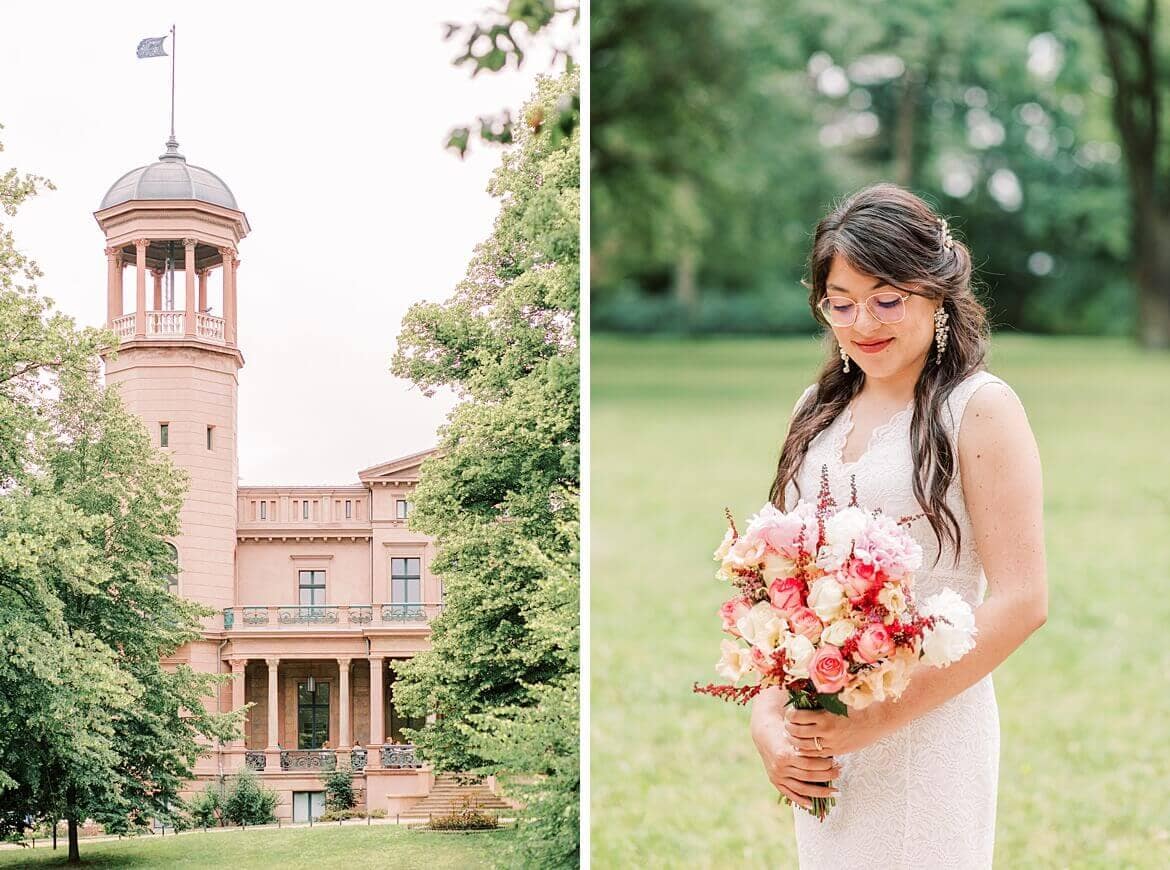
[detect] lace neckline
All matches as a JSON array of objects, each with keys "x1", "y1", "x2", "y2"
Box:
[{"x1": 834, "y1": 399, "x2": 914, "y2": 469}]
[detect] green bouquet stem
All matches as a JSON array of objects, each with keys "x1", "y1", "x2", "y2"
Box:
[{"x1": 776, "y1": 690, "x2": 838, "y2": 822}]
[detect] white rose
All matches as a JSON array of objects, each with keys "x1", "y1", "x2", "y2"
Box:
[
  {"x1": 877, "y1": 583, "x2": 909, "y2": 620},
  {"x1": 807, "y1": 576, "x2": 846, "y2": 623},
  {"x1": 822, "y1": 618, "x2": 856, "y2": 647},
  {"x1": 840, "y1": 666, "x2": 885, "y2": 710},
  {"x1": 736, "y1": 602, "x2": 786, "y2": 653},
  {"x1": 722, "y1": 536, "x2": 766, "y2": 574},
  {"x1": 716, "y1": 639, "x2": 754, "y2": 682},
  {"x1": 761, "y1": 551, "x2": 797, "y2": 584},
  {"x1": 782, "y1": 632, "x2": 816, "y2": 679},
  {"x1": 919, "y1": 588, "x2": 978, "y2": 667},
  {"x1": 878, "y1": 649, "x2": 915, "y2": 700}
]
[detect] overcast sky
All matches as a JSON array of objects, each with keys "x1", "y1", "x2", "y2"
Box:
[{"x1": 1, "y1": 1, "x2": 571, "y2": 484}]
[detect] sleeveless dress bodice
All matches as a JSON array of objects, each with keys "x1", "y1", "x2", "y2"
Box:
[{"x1": 785, "y1": 370, "x2": 1010, "y2": 870}]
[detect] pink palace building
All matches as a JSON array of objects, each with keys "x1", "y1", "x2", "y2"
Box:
[{"x1": 92, "y1": 138, "x2": 496, "y2": 822}]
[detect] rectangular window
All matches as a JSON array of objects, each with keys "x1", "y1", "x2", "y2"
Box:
[
  {"x1": 259, "y1": 501, "x2": 267, "y2": 520},
  {"x1": 345, "y1": 500, "x2": 352, "y2": 519},
  {"x1": 206, "y1": 425, "x2": 213, "y2": 450},
  {"x1": 160, "y1": 423, "x2": 169, "y2": 447},
  {"x1": 292, "y1": 791, "x2": 326, "y2": 823},
  {"x1": 298, "y1": 569, "x2": 326, "y2": 606},
  {"x1": 396, "y1": 499, "x2": 411, "y2": 520},
  {"x1": 389, "y1": 558, "x2": 422, "y2": 620},
  {"x1": 296, "y1": 682, "x2": 330, "y2": 749},
  {"x1": 302, "y1": 500, "x2": 309, "y2": 520}
]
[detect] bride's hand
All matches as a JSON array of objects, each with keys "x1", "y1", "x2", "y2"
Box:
[
  {"x1": 783, "y1": 704, "x2": 890, "y2": 757},
  {"x1": 751, "y1": 693, "x2": 841, "y2": 809}
]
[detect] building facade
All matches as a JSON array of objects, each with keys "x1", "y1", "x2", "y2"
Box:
[{"x1": 95, "y1": 139, "x2": 444, "y2": 821}]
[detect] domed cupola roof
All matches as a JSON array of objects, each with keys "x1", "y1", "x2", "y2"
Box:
[{"x1": 100, "y1": 137, "x2": 238, "y2": 210}]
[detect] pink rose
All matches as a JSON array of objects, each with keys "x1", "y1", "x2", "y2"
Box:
[
  {"x1": 856, "y1": 622, "x2": 895, "y2": 664},
  {"x1": 768, "y1": 577, "x2": 805, "y2": 617},
  {"x1": 842, "y1": 555, "x2": 884, "y2": 601},
  {"x1": 750, "y1": 645, "x2": 777, "y2": 676},
  {"x1": 810, "y1": 645, "x2": 848, "y2": 693},
  {"x1": 720, "y1": 597, "x2": 753, "y2": 636},
  {"x1": 788, "y1": 607, "x2": 824, "y2": 643}
]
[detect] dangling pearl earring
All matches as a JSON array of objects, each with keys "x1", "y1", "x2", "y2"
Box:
[
  {"x1": 933, "y1": 307, "x2": 950, "y2": 363},
  {"x1": 840, "y1": 344, "x2": 851, "y2": 373}
]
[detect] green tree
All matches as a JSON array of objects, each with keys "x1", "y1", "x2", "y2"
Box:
[
  {"x1": 0, "y1": 128, "x2": 241, "y2": 863},
  {"x1": 591, "y1": 1, "x2": 1135, "y2": 338},
  {"x1": 1083, "y1": 0, "x2": 1170, "y2": 347},
  {"x1": 391, "y1": 70, "x2": 580, "y2": 867},
  {"x1": 444, "y1": 0, "x2": 580, "y2": 157}
]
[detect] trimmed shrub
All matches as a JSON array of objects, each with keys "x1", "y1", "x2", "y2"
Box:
[
  {"x1": 428, "y1": 807, "x2": 500, "y2": 831},
  {"x1": 323, "y1": 766, "x2": 355, "y2": 811},
  {"x1": 188, "y1": 784, "x2": 224, "y2": 828},
  {"x1": 221, "y1": 770, "x2": 278, "y2": 826}
]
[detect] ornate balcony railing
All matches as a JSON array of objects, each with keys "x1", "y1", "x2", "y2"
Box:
[
  {"x1": 381, "y1": 744, "x2": 423, "y2": 769},
  {"x1": 223, "y1": 603, "x2": 441, "y2": 630},
  {"x1": 350, "y1": 748, "x2": 367, "y2": 771},
  {"x1": 244, "y1": 751, "x2": 266, "y2": 771},
  {"x1": 381, "y1": 603, "x2": 427, "y2": 623},
  {"x1": 280, "y1": 749, "x2": 337, "y2": 771},
  {"x1": 110, "y1": 311, "x2": 226, "y2": 344}
]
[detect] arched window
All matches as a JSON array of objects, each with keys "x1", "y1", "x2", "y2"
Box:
[{"x1": 163, "y1": 542, "x2": 179, "y2": 592}]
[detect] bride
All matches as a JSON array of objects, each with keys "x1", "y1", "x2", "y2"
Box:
[{"x1": 750, "y1": 183, "x2": 1048, "y2": 868}]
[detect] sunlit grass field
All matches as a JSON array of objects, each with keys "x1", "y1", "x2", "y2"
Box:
[
  {"x1": 591, "y1": 334, "x2": 1170, "y2": 868},
  {"x1": 0, "y1": 824, "x2": 515, "y2": 868}
]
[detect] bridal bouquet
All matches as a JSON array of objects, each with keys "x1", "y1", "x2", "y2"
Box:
[{"x1": 693, "y1": 466, "x2": 977, "y2": 820}]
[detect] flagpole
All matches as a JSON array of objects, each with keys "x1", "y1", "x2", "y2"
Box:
[{"x1": 170, "y1": 24, "x2": 176, "y2": 140}]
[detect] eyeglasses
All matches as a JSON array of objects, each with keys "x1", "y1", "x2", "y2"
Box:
[{"x1": 817, "y1": 291, "x2": 913, "y2": 327}]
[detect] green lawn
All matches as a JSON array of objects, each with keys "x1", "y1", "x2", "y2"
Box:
[
  {"x1": 590, "y1": 334, "x2": 1170, "y2": 869},
  {"x1": 0, "y1": 825, "x2": 515, "y2": 868}
]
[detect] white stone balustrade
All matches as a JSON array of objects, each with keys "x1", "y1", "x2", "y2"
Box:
[{"x1": 110, "y1": 310, "x2": 226, "y2": 344}]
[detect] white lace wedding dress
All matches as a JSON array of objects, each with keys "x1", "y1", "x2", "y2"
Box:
[{"x1": 784, "y1": 370, "x2": 1008, "y2": 870}]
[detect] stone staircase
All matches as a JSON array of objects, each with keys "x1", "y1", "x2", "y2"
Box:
[{"x1": 402, "y1": 773, "x2": 514, "y2": 819}]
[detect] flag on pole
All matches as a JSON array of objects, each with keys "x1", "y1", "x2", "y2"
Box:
[{"x1": 136, "y1": 36, "x2": 169, "y2": 58}]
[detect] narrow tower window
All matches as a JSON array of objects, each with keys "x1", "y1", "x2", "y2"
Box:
[
  {"x1": 303, "y1": 500, "x2": 310, "y2": 520},
  {"x1": 206, "y1": 425, "x2": 214, "y2": 450},
  {"x1": 345, "y1": 500, "x2": 352, "y2": 519},
  {"x1": 259, "y1": 501, "x2": 267, "y2": 520},
  {"x1": 160, "y1": 423, "x2": 169, "y2": 447}
]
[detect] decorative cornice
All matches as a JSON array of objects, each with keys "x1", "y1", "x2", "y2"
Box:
[
  {"x1": 237, "y1": 530, "x2": 373, "y2": 543},
  {"x1": 289, "y1": 554, "x2": 335, "y2": 561}
]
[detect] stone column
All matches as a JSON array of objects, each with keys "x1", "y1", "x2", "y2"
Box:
[
  {"x1": 134, "y1": 239, "x2": 147, "y2": 337},
  {"x1": 338, "y1": 658, "x2": 352, "y2": 750},
  {"x1": 220, "y1": 247, "x2": 237, "y2": 345},
  {"x1": 265, "y1": 657, "x2": 280, "y2": 770},
  {"x1": 198, "y1": 268, "x2": 208, "y2": 312},
  {"x1": 105, "y1": 246, "x2": 122, "y2": 327},
  {"x1": 230, "y1": 659, "x2": 247, "y2": 749},
  {"x1": 369, "y1": 657, "x2": 384, "y2": 746},
  {"x1": 152, "y1": 269, "x2": 163, "y2": 311},
  {"x1": 184, "y1": 239, "x2": 197, "y2": 336}
]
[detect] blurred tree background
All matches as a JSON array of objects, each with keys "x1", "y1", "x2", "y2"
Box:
[{"x1": 592, "y1": 0, "x2": 1169, "y2": 347}]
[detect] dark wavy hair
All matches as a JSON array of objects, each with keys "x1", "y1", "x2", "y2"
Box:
[{"x1": 768, "y1": 183, "x2": 990, "y2": 566}]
